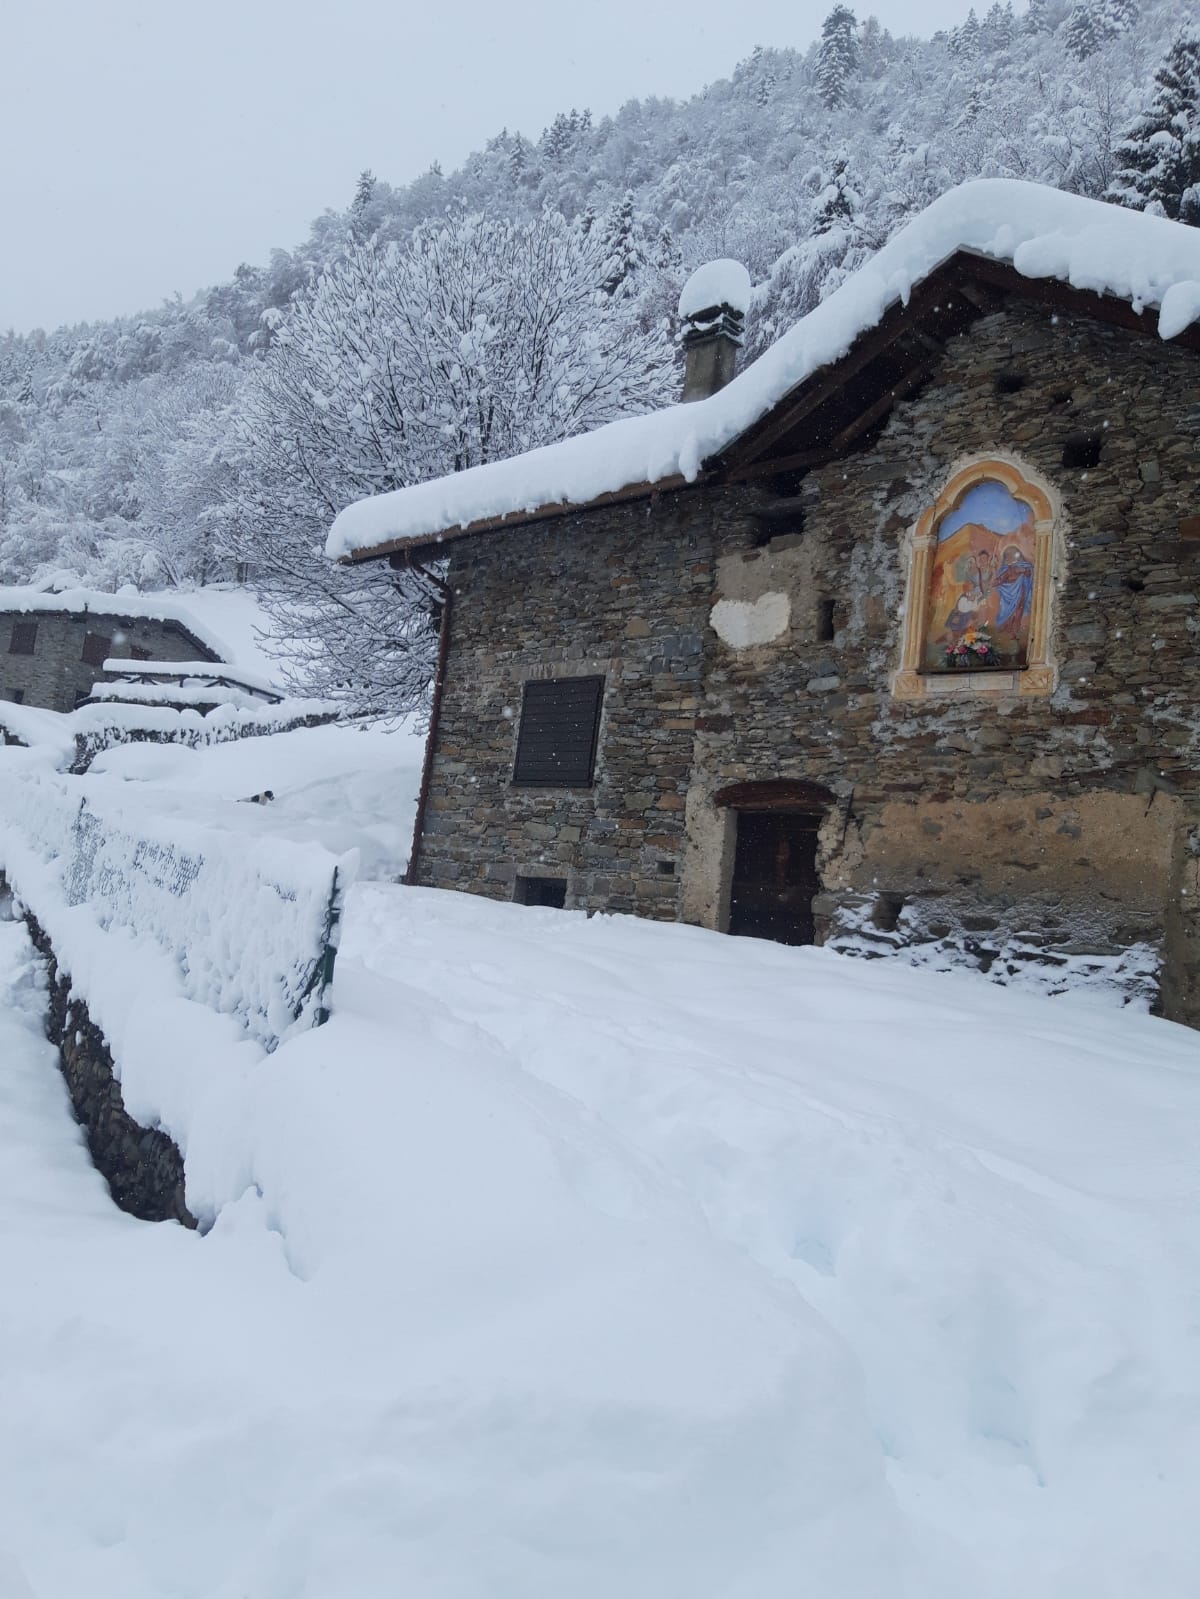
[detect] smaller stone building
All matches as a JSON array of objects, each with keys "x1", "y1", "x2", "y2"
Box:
[{"x1": 0, "y1": 587, "x2": 221, "y2": 712}]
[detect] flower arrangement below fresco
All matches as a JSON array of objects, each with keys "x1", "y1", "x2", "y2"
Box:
[{"x1": 944, "y1": 626, "x2": 1001, "y2": 669}]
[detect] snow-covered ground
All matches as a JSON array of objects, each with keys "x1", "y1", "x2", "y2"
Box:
[
  {"x1": 2, "y1": 878, "x2": 1198, "y2": 1597},
  {"x1": 86, "y1": 719, "x2": 426, "y2": 879}
]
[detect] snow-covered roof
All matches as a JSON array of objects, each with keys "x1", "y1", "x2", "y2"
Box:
[
  {"x1": 100, "y1": 657, "x2": 283, "y2": 698},
  {"x1": 327, "y1": 180, "x2": 1200, "y2": 564},
  {"x1": 0, "y1": 584, "x2": 230, "y2": 661}
]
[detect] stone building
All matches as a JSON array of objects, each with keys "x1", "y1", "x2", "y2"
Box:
[
  {"x1": 328, "y1": 181, "x2": 1200, "y2": 1026},
  {"x1": 0, "y1": 588, "x2": 222, "y2": 713}
]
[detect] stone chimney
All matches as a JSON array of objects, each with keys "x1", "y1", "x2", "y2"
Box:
[{"x1": 678, "y1": 258, "x2": 752, "y2": 402}]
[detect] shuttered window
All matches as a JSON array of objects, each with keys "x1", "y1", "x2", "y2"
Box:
[
  {"x1": 8, "y1": 621, "x2": 37, "y2": 655},
  {"x1": 81, "y1": 632, "x2": 112, "y2": 667},
  {"x1": 512, "y1": 675, "x2": 604, "y2": 788}
]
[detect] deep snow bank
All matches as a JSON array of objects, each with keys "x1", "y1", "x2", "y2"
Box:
[{"x1": 2, "y1": 885, "x2": 1199, "y2": 1597}]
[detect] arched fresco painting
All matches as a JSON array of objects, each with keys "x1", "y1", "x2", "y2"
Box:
[{"x1": 923, "y1": 479, "x2": 1036, "y2": 672}]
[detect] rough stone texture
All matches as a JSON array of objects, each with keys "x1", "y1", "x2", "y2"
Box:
[
  {"x1": 0, "y1": 609, "x2": 217, "y2": 712},
  {"x1": 421, "y1": 498, "x2": 711, "y2": 918},
  {"x1": 6, "y1": 883, "x2": 194, "y2": 1226},
  {"x1": 67, "y1": 707, "x2": 337, "y2": 774},
  {"x1": 414, "y1": 296, "x2": 1200, "y2": 1026}
]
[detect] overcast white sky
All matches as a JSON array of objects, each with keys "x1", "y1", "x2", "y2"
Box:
[{"x1": 3, "y1": 0, "x2": 971, "y2": 334}]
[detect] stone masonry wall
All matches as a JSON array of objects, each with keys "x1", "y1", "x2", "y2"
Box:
[
  {"x1": 417, "y1": 295, "x2": 1200, "y2": 1024},
  {"x1": 0, "y1": 611, "x2": 215, "y2": 712},
  {"x1": 0, "y1": 878, "x2": 194, "y2": 1225},
  {"x1": 686, "y1": 301, "x2": 1200, "y2": 1020},
  {"x1": 421, "y1": 494, "x2": 713, "y2": 915}
]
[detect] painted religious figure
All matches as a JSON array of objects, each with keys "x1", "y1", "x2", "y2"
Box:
[{"x1": 923, "y1": 479, "x2": 1036, "y2": 671}]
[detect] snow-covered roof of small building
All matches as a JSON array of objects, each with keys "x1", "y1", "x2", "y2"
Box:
[
  {"x1": 0, "y1": 584, "x2": 230, "y2": 661},
  {"x1": 327, "y1": 180, "x2": 1200, "y2": 565}
]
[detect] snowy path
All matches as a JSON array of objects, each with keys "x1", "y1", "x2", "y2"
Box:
[{"x1": 3, "y1": 887, "x2": 1200, "y2": 1596}]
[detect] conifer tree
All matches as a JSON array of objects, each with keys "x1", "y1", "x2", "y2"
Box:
[
  {"x1": 812, "y1": 156, "x2": 860, "y2": 235},
  {"x1": 951, "y1": 8, "x2": 982, "y2": 58},
  {"x1": 816, "y1": 5, "x2": 858, "y2": 108},
  {"x1": 352, "y1": 170, "x2": 376, "y2": 213},
  {"x1": 1064, "y1": 3, "x2": 1103, "y2": 60},
  {"x1": 1104, "y1": 0, "x2": 1137, "y2": 33},
  {"x1": 1108, "y1": 35, "x2": 1200, "y2": 224},
  {"x1": 981, "y1": 2, "x2": 1015, "y2": 50},
  {"x1": 350, "y1": 170, "x2": 377, "y2": 242},
  {"x1": 654, "y1": 226, "x2": 683, "y2": 274},
  {"x1": 599, "y1": 191, "x2": 650, "y2": 297}
]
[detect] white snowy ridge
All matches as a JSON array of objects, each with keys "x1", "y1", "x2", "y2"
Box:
[{"x1": 327, "y1": 179, "x2": 1200, "y2": 560}]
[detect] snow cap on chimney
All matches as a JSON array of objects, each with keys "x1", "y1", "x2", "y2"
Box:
[{"x1": 678, "y1": 258, "x2": 752, "y2": 402}]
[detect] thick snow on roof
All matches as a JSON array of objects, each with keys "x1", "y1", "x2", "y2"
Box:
[
  {"x1": 100, "y1": 657, "x2": 283, "y2": 697},
  {"x1": 327, "y1": 180, "x2": 1200, "y2": 563},
  {"x1": 0, "y1": 583, "x2": 234, "y2": 661},
  {"x1": 0, "y1": 582, "x2": 283, "y2": 685},
  {"x1": 678, "y1": 257, "x2": 753, "y2": 319}
]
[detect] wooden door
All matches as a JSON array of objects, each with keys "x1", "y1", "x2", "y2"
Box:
[{"x1": 728, "y1": 811, "x2": 821, "y2": 947}]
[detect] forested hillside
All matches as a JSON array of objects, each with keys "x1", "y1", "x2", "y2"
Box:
[{"x1": 0, "y1": 0, "x2": 1195, "y2": 701}]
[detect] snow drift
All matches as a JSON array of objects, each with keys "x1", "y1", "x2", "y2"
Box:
[{"x1": 2, "y1": 877, "x2": 1199, "y2": 1596}]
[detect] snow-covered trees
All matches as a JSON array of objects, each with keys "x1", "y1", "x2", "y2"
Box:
[
  {"x1": 228, "y1": 209, "x2": 675, "y2": 712},
  {"x1": 1108, "y1": 35, "x2": 1200, "y2": 223},
  {"x1": 0, "y1": 0, "x2": 1190, "y2": 641}
]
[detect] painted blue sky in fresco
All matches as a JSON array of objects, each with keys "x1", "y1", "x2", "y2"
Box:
[{"x1": 938, "y1": 481, "x2": 1033, "y2": 542}]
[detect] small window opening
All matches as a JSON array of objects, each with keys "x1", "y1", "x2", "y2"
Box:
[
  {"x1": 752, "y1": 499, "x2": 804, "y2": 548},
  {"x1": 5, "y1": 687, "x2": 25, "y2": 704},
  {"x1": 1061, "y1": 432, "x2": 1103, "y2": 470},
  {"x1": 766, "y1": 468, "x2": 807, "y2": 498},
  {"x1": 514, "y1": 875, "x2": 567, "y2": 909},
  {"x1": 8, "y1": 621, "x2": 37, "y2": 656},
  {"x1": 129, "y1": 644, "x2": 152, "y2": 661},
  {"x1": 994, "y1": 371, "x2": 1027, "y2": 395},
  {"x1": 816, "y1": 597, "x2": 836, "y2": 642},
  {"x1": 657, "y1": 859, "x2": 676, "y2": 876},
  {"x1": 81, "y1": 631, "x2": 112, "y2": 667},
  {"x1": 1125, "y1": 574, "x2": 1145, "y2": 593},
  {"x1": 871, "y1": 891, "x2": 906, "y2": 933}
]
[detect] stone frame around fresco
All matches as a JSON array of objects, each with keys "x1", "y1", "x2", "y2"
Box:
[{"x1": 893, "y1": 454, "x2": 1060, "y2": 701}]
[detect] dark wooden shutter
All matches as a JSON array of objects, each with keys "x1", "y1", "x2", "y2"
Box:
[
  {"x1": 512, "y1": 675, "x2": 604, "y2": 788},
  {"x1": 8, "y1": 621, "x2": 37, "y2": 655},
  {"x1": 81, "y1": 632, "x2": 112, "y2": 667}
]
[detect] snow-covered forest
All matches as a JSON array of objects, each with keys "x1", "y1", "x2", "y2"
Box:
[{"x1": 1, "y1": 0, "x2": 1197, "y2": 700}]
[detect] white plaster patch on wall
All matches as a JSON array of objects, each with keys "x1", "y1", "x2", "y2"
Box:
[{"x1": 709, "y1": 592, "x2": 790, "y2": 650}]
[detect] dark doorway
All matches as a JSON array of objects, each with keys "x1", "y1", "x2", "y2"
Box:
[
  {"x1": 729, "y1": 811, "x2": 821, "y2": 946},
  {"x1": 514, "y1": 874, "x2": 568, "y2": 909}
]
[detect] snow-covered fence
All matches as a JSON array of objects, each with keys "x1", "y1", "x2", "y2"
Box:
[{"x1": 0, "y1": 770, "x2": 352, "y2": 1048}]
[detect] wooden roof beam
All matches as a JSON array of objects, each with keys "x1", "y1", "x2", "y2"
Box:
[{"x1": 730, "y1": 359, "x2": 937, "y2": 481}]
